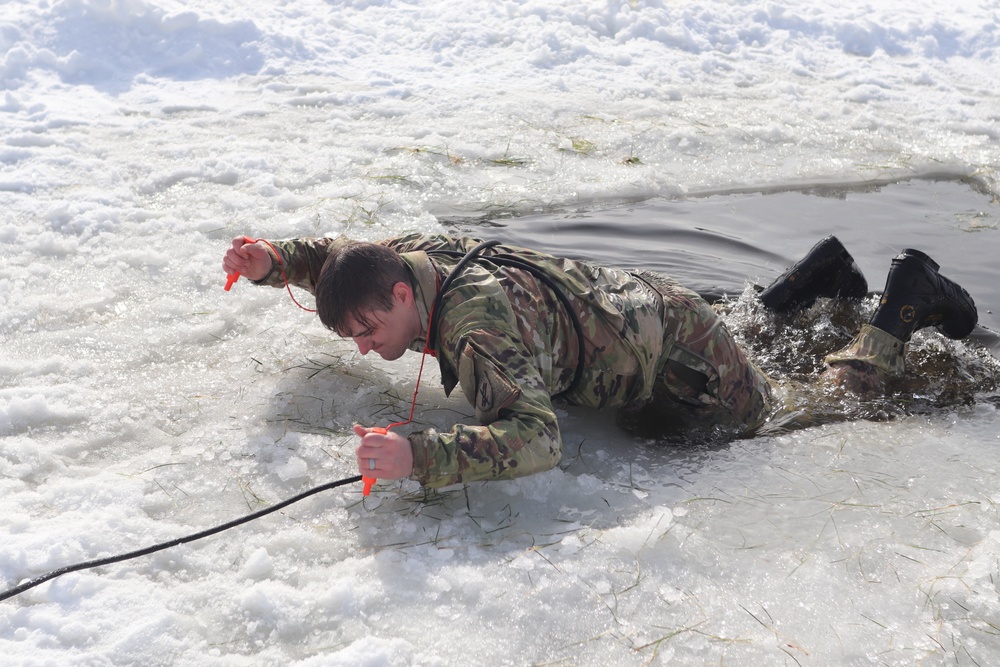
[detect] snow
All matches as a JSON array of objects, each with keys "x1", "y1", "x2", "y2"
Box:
[{"x1": 1, "y1": 0, "x2": 999, "y2": 664}]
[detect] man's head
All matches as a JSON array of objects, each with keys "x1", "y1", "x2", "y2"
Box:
[{"x1": 316, "y1": 242, "x2": 422, "y2": 360}]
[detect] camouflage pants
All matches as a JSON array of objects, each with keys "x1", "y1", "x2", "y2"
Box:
[{"x1": 630, "y1": 271, "x2": 773, "y2": 437}]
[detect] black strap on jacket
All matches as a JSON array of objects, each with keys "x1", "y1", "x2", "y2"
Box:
[
  {"x1": 425, "y1": 239, "x2": 501, "y2": 349},
  {"x1": 425, "y1": 240, "x2": 587, "y2": 396}
]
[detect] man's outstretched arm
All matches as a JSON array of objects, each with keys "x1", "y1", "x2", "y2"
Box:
[{"x1": 223, "y1": 236, "x2": 353, "y2": 294}]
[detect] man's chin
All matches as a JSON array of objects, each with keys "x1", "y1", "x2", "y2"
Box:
[{"x1": 377, "y1": 349, "x2": 405, "y2": 361}]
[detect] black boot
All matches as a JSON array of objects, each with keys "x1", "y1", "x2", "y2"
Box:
[
  {"x1": 869, "y1": 248, "x2": 977, "y2": 342},
  {"x1": 759, "y1": 235, "x2": 868, "y2": 312}
]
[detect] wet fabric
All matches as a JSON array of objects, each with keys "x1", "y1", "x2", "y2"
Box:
[{"x1": 825, "y1": 323, "x2": 907, "y2": 374}]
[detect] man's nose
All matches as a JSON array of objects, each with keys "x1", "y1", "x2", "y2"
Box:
[{"x1": 354, "y1": 337, "x2": 372, "y2": 355}]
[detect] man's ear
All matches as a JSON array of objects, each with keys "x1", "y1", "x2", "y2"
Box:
[{"x1": 392, "y1": 281, "x2": 414, "y2": 305}]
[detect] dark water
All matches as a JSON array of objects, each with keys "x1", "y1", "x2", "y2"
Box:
[{"x1": 447, "y1": 178, "x2": 1000, "y2": 353}]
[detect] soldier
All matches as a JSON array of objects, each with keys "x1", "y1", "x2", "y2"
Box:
[{"x1": 222, "y1": 234, "x2": 978, "y2": 489}]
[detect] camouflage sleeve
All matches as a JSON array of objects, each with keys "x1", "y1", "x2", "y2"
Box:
[
  {"x1": 381, "y1": 232, "x2": 472, "y2": 255},
  {"x1": 253, "y1": 237, "x2": 354, "y2": 295},
  {"x1": 408, "y1": 327, "x2": 563, "y2": 488}
]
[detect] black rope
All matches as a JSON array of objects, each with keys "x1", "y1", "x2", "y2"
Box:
[
  {"x1": 490, "y1": 252, "x2": 588, "y2": 395},
  {"x1": 0, "y1": 474, "x2": 363, "y2": 603},
  {"x1": 425, "y1": 239, "x2": 501, "y2": 350}
]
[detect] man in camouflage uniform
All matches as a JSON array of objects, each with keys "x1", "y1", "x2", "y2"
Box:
[{"x1": 222, "y1": 233, "x2": 978, "y2": 489}]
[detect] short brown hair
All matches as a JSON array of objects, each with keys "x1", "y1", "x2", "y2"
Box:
[{"x1": 315, "y1": 242, "x2": 412, "y2": 336}]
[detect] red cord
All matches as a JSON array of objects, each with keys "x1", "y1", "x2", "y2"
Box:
[
  {"x1": 226, "y1": 236, "x2": 437, "y2": 497},
  {"x1": 223, "y1": 237, "x2": 316, "y2": 313},
  {"x1": 362, "y1": 319, "x2": 436, "y2": 495},
  {"x1": 360, "y1": 293, "x2": 439, "y2": 495}
]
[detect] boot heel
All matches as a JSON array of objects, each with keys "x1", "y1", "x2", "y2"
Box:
[{"x1": 759, "y1": 236, "x2": 868, "y2": 313}]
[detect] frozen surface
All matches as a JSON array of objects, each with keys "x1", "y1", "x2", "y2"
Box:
[{"x1": 2, "y1": 0, "x2": 1000, "y2": 665}]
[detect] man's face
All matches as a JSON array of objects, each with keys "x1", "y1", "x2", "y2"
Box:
[{"x1": 342, "y1": 283, "x2": 420, "y2": 361}]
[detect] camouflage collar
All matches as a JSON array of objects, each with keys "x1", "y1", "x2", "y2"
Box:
[
  {"x1": 398, "y1": 250, "x2": 439, "y2": 352},
  {"x1": 400, "y1": 242, "x2": 504, "y2": 397},
  {"x1": 399, "y1": 249, "x2": 460, "y2": 395}
]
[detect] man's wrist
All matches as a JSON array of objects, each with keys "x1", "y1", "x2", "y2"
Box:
[
  {"x1": 251, "y1": 247, "x2": 278, "y2": 284},
  {"x1": 407, "y1": 431, "x2": 431, "y2": 484}
]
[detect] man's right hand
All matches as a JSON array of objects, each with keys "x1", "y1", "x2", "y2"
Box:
[{"x1": 223, "y1": 236, "x2": 272, "y2": 282}]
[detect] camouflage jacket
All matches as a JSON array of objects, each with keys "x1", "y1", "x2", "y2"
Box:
[{"x1": 255, "y1": 233, "x2": 666, "y2": 488}]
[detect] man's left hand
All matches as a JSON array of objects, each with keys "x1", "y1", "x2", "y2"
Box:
[{"x1": 354, "y1": 424, "x2": 414, "y2": 480}]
